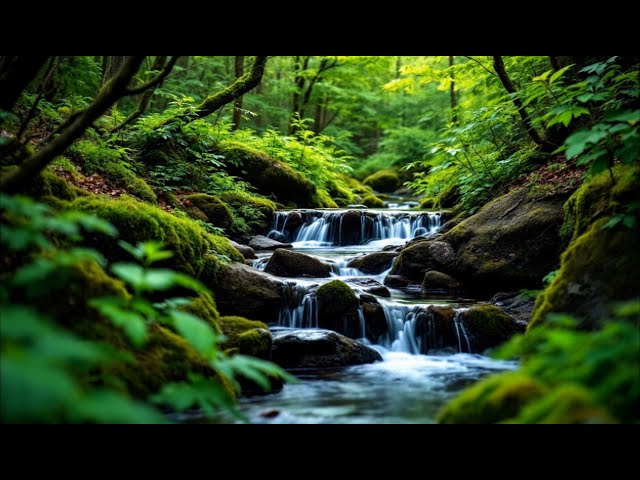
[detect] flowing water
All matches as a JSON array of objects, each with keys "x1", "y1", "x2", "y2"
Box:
[{"x1": 182, "y1": 206, "x2": 517, "y2": 424}]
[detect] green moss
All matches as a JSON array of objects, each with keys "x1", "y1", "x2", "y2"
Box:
[
  {"x1": 184, "y1": 193, "x2": 233, "y2": 229},
  {"x1": 437, "y1": 372, "x2": 548, "y2": 424},
  {"x1": 560, "y1": 164, "x2": 639, "y2": 245},
  {"x1": 180, "y1": 292, "x2": 222, "y2": 334},
  {"x1": 69, "y1": 195, "x2": 243, "y2": 278},
  {"x1": 102, "y1": 161, "x2": 157, "y2": 204},
  {"x1": 420, "y1": 197, "x2": 436, "y2": 209},
  {"x1": 218, "y1": 191, "x2": 277, "y2": 234},
  {"x1": 312, "y1": 189, "x2": 339, "y2": 208},
  {"x1": 219, "y1": 316, "x2": 271, "y2": 358},
  {"x1": 529, "y1": 217, "x2": 640, "y2": 330},
  {"x1": 460, "y1": 305, "x2": 520, "y2": 350},
  {"x1": 316, "y1": 280, "x2": 358, "y2": 318},
  {"x1": 511, "y1": 385, "x2": 614, "y2": 424},
  {"x1": 363, "y1": 169, "x2": 401, "y2": 193},
  {"x1": 327, "y1": 180, "x2": 356, "y2": 205},
  {"x1": 28, "y1": 168, "x2": 78, "y2": 201},
  {"x1": 362, "y1": 194, "x2": 385, "y2": 208},
  {"x1": 213, "y1": 141, "x2": 316, "y2": 207}
]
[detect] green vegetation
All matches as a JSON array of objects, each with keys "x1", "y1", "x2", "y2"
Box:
[{"x1": 0, "y1": 55, "x2": 638, "y2": 424}]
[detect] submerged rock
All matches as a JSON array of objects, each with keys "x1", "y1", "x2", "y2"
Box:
[
  {"x1": 249, "y1": 235, "x2": 293, "y2": 251},
  {"x1": 421, "y1": 270, "x2": 464, "y2": 292},
  {"x1": 344, "y1": 277, "x2": 390, "y2": 297},
  {"x1": 264, "y1": 248, "x2": 331, "y2": 278},
  {"x1": 347, "y1": 252, "x2": 397, "y2": 275},
  {"x1": 271, "y1": 328, "x2": 382, "y2": 369}
]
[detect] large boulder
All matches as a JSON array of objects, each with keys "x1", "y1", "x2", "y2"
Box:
[
  {"x1": 213, "y1": 141, "x2": 317, "y2": 207},
  {"x1": 264, "y1": 249, "x2": 331, "y2": 278},
  {"x1": 249, "y1": 235, "x2": 293, "y2": 251},
  {"x1": 210, "y1": 262, "x2": 283, "y2": 323},
  {"x1": 316, "y1": 280, "x2": 360, "y2": 338},
  {"x1": 458, "y1": 305, "x2": 525, "y2": 352},
  {"x1": 421, "y1": 270, "x2": 463, "y2": 292},
  {"x1": 390, "y1": 241, "x2": 456, "y2": 283},
  {"x1": 271, "y1": 329, "x2": 382, "y2": 369},
  {"x1": 347, "y1": 252, "x2": 398, "y2": 274},
  {"x1": 363, "y1": 169, "x2": 401, "y2": 193},
  {"x1": 441, "y1": 188, "x2": 566, "y2": 294},
  {"x1": 183, "y1": 193, "x2": 233, "y2": 229}
]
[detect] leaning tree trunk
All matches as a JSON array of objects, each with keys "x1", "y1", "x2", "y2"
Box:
[
  {"x1": 1, "y1": 57, "x2": 146, "y2": 193},
  {"x1": 449, "y1": 56, "x2": 458, "y2": 124},
  {"x1": 0, "y1": 56, "x2": 49, "y2": 112},
  {"x1": 492, "y1": 56, "x2": 556, "y2": 153},
  {"x1": 231, "y1": 56, "x2": 245, "y2": 130}
]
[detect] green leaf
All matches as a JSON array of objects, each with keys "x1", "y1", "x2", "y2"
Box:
[
  {"x1": 111, "y1": 263, "x2": 146, "y2": 290},
  {"x1": 89, "y1": 296, "x2": 148, "y2": 346},
  {"x1": 605, "y1": 110, "x2": 640, "y2": 125},
  {"x1": 170, "y1": 310, "x2": 218, "y2": 356},
  {"x1": 549, "y1": 64, "x2": 574, "y2": 85}
]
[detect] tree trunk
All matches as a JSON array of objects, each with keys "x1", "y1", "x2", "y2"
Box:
[
  {"x1": 231, "y1": 56, "x2": 245, "y2": 130},
  {"x1": 102, "y1": 56, "x2": 127, "y2": 115},
  {"x1": 492, "y1": 56, "x2": 555, "y2": 152},
  {"x1": 0, "y1": 56, "x2": 49, "y2": 112},
  {"x1": 166, "y1": 56, "x2": 267, "y2": 127},
  {"x1": 449, "y1": 56, "x2": 458, "y2": 124},
  {"x1": 1, "y1": 57, "x2": 145, "y2": 193}
]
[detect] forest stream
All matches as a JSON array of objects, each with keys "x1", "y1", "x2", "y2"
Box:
[{"x1": 173, "y1": 202, "x2": 518, "y2": 423}]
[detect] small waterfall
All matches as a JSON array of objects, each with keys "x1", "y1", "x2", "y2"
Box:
[
  {"x1": 330, "y1": 259, "x2": 366, "y2": 277},
  {"x1": 378, "y1": 303, "x2": 423, "y2": 354},
  {"x1": 453, "y1": 309, "x2": 472, "y2": 354},
  {"x1": 278, "y1": 282, "x2": 318, "y2": 329},
  {"x1": 268, "y1": 209, "x2": 442, "y2": 246}
]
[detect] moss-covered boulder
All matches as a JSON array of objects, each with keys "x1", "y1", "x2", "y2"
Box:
[
  {"x1": 213, "y1": 141, "x2": 317, "y2": 207},
  {"x1": 412, "y1": 305, "x2": 459, "y2": 352},
  {"x1": 183, "y1": 193, "x2": 233, "y2": 229},
  {"x1": 27, "y1": 168, "x2": 80, "y2": 201},
  {"x1": 421, "y1": 270, "x2": 463, "y2": 292},
  {"x1": 218, "y1": 191, "x2": 277, "y2": 234},
  {"x1": 389, "y1": 241, "x2": 456, "y2": 283},
  {"x1": 264, "y1": 248, "x2": 331, "y2": 278},
  {"x1": 459, "y1": 305, "x2": 524, "y2": 352},
  {"x1": 316, "y1": 280, "x2": 360, "y2": 338},
  {"x1": 529, "y1": 217, "x2": 640, "y2": 330},
  {"x1": 219, "y1": 316, "x2": 272, "y2": 359},
  {"x1": 441, "y1": 188, "x2": 566, "y2": 294},
  {"x1": 69, "y1": 195, "x2": 242, "y2": 278},
  {"x1": 347, "y1": 252, "x2": 398, "y2": 275},
  {"x1": 271, "y1": 328, "x2": 382, "y2": 369},
  {"x1": 363, "y1": 169, "x2": 401, "y2": 193},
  {"x1": 211, "y1": 262, "x2": 284, "y2": 323},
  {"x1": 437, "y1": 372, "x2": 548, "y2": 424},
  {"x1": 362, "y1": 194, "x2": 385, "y2": 208}
]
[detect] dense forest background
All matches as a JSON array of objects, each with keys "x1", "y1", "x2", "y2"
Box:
[{"x1": 1, "y1": 55, "x2": 638, "y2": 424}]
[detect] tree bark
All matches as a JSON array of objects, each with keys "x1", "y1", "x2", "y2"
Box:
[
  {"x1": 492, "y1": 56, "x2": 555, "y2": 152},
  {"x1": 1, "y1": 57, "x2": 145, "y2": 193},
  {"x1": 166, "y1": 56, "x2": 267, "y2": 127},
  {"x1": 449, "y1": 56, "x2": 458, "y2": 124},
  {"x1": 231, "y1": 56, "x2": 245, "y2": 130},
  {"x1": 0, "y1": 56, "x2": 49, "y2": 112}
]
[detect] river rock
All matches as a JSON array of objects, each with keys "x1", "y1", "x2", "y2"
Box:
[
  {"x1": 421, "y1": 270, "x2": 464, "y2": 292},
  {"x1": 412, "y1": 305, "x2": 459, "y2": 353},
  {"x1": 360, "y1": 300, "x2": 387, "y2": 341},
  {"x1": 271, "y1": 328, "x2": 382, "y2": 368},
  {"x1": 344, "y1": 277, "x2": 390, "y2": 297},
  {"x1": 458, "y1": 305, "x2": 525, "y2": 352},
  {"x1": 339, "y1": 210, "x2": 365, "y2": 245},
  {"x1": 229, "y1": 240, "x2": 256, "y2": 260},
  {"x1": 210, "y1": 262, "x2": 283, "y2": 323},
  {"x1": 285, "y1": 211, "x2": 303, "y2": 230},
  {"x1": 383, "y1": 275, "x2": 414, "y2": 289},
  {"x1": 249, "y1": 235, "x2": 293, "y2": 251},
  {"x1": 316, "y1": 280, "x2": 361, "y2": 338},
  {"x1": 390, "y1": 240, "x2": 456, "y2": 283},
  {"x1": 490, "y1": 292, "x2": 535, "y2": 324},
  {"x1": 264, "y1": 248, "x2": 331, "y2": 278},
  {"x1": 347, "y1": 252, "x2": 397, "y2": 275}
]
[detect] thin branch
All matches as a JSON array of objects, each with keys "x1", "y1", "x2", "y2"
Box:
[
  {"x1": 463, "y1": 56, "x2": 498, "y2": 77},
  {"x1": 124, "y1": 56, "x2": 179, "y2": 95},
  {"x1": 17, "y1": 57, "x2": 60, "y2": 141}
]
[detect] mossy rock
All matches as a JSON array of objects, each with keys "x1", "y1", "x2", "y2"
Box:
[
  {"x1": 421, "y1": 270, "x2": 463, "y2": 292},
  {"x1": 29, "y1": 259, "x2": 234, "y2": 400},
  {"x1": 529, "y1": 217, "x2": 640, "y2": 330},
  {"x1": 218, "y1": 191, "x2": 277, "y2": 234},
  {"x1": 101, "y1": 161, "x2": 157, "y2": 204},
  {"x1": 459, "y1": 304, "x2": 524, "y2": 352},
  {"x1": 511, "y1": 385, "x2": 615, "y2": 424},
  {"x1": 316, "y1": 280, "x2": 360, "y2": 337},
  {"x1": 362, "y1": 194, "x2": 385, "y2": 208},
  {"x1": 441, "y1": 188, "x2": 566, "y2": 295},
  {"x1": 180, "y1": 292, "x2": 222, "y2": 334},
  {"x1": 68, "y1": 195, "x2": 242, "y2": 279},
  {"x1": 437, "y1": 372, "x2": 548, "y2": 424},
  {"x1": 363, "y1": 169, "x2": 401, "y2": 193},
  {"x1": 264, "y1": 248, "x2": 331, "y2": 278},
  {"x1": 560, "y1": 164, "x2": 639, "y2": 245},
  {"x1": 27, "y1": 168, "x2": 79, "y2": 201},
  {"x1": 390, "y1": 240, "x2": 456, "y2": 283},
  {"x1": 213, "y1": 141, "x2": 317, "y2": 207},
  {"x1": 184, "y1": 193, "x2": 233, "y2": 229},
  {"x1": 312, "y1": 189, "x2": 339, "y2": 208},
  {"x1": 219, "y1": 316, "x2": 272, "y2": 359}
]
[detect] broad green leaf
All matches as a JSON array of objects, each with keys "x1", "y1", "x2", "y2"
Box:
[
  {"x1": 549, "y1": 64, "x2": 574, "y2": 85},
  {"x1": 111, "y1": 263, "x2": 146, "y2": 290},
  {"x1": 170, "y1": 310, "x2": 218, "y2": 356}
]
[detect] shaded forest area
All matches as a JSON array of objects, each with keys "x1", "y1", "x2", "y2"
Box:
[{"x1": 1, "y1": 55, "x2": 638, "y2": 424}]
